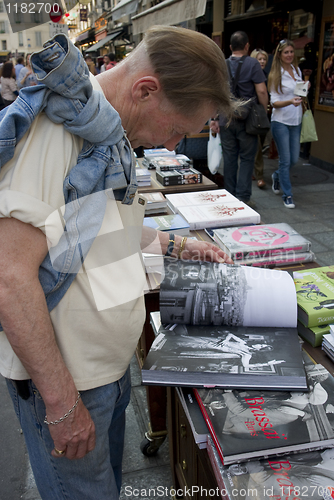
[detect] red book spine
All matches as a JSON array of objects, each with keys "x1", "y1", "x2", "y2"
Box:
[{"x1": 193, "y1": 388, "x2": 225, "y2": 465}]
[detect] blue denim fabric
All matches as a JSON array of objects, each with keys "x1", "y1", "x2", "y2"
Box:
[
  {"x1": 6, "y1": 367, "x2": 131, "y2": 499},
  {"x1": 0, "y1": 34, "x2": 138, "y2": 321},
  {"x1": 271, "y1": 121, "x2": 301, "y2": 200},
  {"x1": 220, "y1": 121, "x2": 258, "y2": 201}
]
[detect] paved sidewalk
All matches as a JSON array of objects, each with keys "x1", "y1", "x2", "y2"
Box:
[{"x1": 249, "y1": 156, "x2": 334, "y2": 267}]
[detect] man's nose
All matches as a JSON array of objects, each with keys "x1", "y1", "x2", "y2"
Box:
[{"x1": 163, "y1": 134, "x2": 185, "y2": 151}]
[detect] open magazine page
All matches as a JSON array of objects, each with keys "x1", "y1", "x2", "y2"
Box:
[{"x1": 160, "y1": 259, "x2": 297, "y2": 328}]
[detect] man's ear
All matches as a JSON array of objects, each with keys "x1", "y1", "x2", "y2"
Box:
[{"x1": 132, "y1": 76, "x2": 161, "y2": 103}]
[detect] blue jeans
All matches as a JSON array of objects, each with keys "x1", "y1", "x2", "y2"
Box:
[
  {"x1": 271, "y1": 121, "x2": 301, "y2": 200},
  {"x1": 6, "y1": 368, "x2": 131, "y2": 500},
  {"x1": 220, "y1": 121, "x2": 258, "y2": 202}
]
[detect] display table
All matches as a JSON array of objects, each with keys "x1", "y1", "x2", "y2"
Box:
[
  {"x1": 167, "y1": 343, "x2": 334, "y2": 497},
  {"x1": 138, "y1": 245, "x2": 323, "y2": 456}
]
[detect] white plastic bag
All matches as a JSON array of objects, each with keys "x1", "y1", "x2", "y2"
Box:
[{"x1": 207, "y1": 130, "x2": 222, "y2": 175}]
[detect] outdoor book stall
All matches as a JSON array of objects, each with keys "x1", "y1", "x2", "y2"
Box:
[{"x1": 137, "y1": 151, "x2": 334, "y2": 493}]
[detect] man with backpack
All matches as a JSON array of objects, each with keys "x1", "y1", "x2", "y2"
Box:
[{"x1": 211, "y1": 31, "x2": 268, "y2": 205}]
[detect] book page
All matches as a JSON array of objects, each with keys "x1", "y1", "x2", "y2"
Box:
[{"x1": 160, "y1": 259, "x2": 297, "y2": 328}]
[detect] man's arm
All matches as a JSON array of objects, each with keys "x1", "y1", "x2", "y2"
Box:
[
  {"x1": 141, "y1": 226, "x2": 233, "y2": 263},
  {"x1": 254, "y1": 82, "x2": 268, "y2": 109},
  {"x1": 0, "y1": 218, "x2": 95, "y2": 459}
]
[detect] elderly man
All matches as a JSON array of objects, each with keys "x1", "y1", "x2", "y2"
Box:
[{"x1": 0, "y1": 26, "x2": 234, "y2": 499}]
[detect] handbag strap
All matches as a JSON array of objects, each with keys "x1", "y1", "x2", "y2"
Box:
[{"x1": 226, "y1": 55, "x2": 247, "y2": 98}]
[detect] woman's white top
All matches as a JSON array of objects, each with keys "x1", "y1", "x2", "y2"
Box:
[{"x1": 270, "y1": 65, "x2": 303, "y2": 126}]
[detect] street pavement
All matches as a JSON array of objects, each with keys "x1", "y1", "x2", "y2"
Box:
[{"x1": 1, "y1": 154, "x2": 334, "y2": 500}]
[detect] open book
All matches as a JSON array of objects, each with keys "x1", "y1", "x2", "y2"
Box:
[
  {"x1": 160, "y1": 259, "x2": 297, "y2": 327},
  {"x1": 141, "y1": 260, "x2": 306, "y2": 391}
]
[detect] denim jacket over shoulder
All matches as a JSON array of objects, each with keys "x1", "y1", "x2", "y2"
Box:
[{"x1": 0, "y1": 34, "x2": 138, "y2": 321}]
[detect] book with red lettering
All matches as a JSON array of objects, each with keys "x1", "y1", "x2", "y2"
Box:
[
  {"x1": 193, "y1": 353, "x2": 334, "y2": 465},
  {"x1": 206, "y1": 435, "x2": 334, "y2": 500}
]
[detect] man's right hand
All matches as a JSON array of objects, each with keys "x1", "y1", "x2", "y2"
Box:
[{"x1": 49, "y1": 399, "x2": 96, "y2": 460}]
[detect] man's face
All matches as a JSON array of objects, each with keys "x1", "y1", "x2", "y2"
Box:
[
  {"x1": 127, "y1": 98, "x2": 216, "y2": 151},
  {"x1": 103, "y1": 56, "x2": 110, "y2": 65}
]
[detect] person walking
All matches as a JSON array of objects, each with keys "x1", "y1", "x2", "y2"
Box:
[
  {"x1": 250, "y1": 48, "x2": 269, "y2": 189},
  {"x1": 85, "y1": 55, "x2": 97, "y2": 76},
  {"x1": 0, "y1": 27, "x2": 234, "y2": 500},
  {"x1": 211, "y1": 31, "x2": 268, "y2": 205},
  {"x1": 106, "y1": 53, "x2": 117, "y2": 70},
  {"x1": 268, "y1": 39, "x2": 305, "y2": 209},
  {"x1": 0, "y1": 62, "x2": 19, "y2": 107},
  {"x1": 18, "y1": 54, "x2": 38, "y2": 89},
  {"x1": 14, "y1": 56, "x2": 25, "y2": 80}
]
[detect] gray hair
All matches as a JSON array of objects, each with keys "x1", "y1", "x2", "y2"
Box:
[{"x1": 137, "y1": 25, "x2": 235, "y2": 120}]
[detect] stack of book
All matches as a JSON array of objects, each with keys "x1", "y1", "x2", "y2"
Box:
[
  {"x1": 143, "y1": 148, "x2": 177, "y2": 159},
  {"x1": 165, "y1": 190, "x2": 260, "y2": 230},
  {"x1": 207, "y1": 222, "x2": 315, "y2": 268},
  {"x1": 135, "y1": 167, "x2": 151, "y2": 187},
  {"x1": 142, "y1": 192, "x2": 167, "y2": 215},
  {"x1": 294, "y1": 266, "x2": 334, "y2": 347},
  {"x1": 322, "y1": 324, "x2": 334, "y2": 362},
  {"x1": 156, "y1": 166, "x2": 202, "y2": 186}
]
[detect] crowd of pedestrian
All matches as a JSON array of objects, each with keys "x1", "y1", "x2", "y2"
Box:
[
  {"x1": 210, "y1": 31, "x2": 311, "y2": 210},
  {"x1": 0, "y1": 53, "x2": 38, "y2": 109}
]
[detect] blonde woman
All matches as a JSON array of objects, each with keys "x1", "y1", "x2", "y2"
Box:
[
  {"x1": 268, "y1": 40, "x2": 304, "y2": 209},
  {"x1": 250, "y1": 49, "x2": 268, "y2": 189}
]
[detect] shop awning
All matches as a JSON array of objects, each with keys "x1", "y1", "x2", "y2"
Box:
[
  {"x1": 85, "y1": 29, "x2": 123, "y2": 52},
  {"x1": 0, "y1": 51, "x2": 10, "y2": 57},
  {"x1": 111, "y1": 0, "x2": 139, "y2": 21},
  {"x1": 131, "y1": 0, "x2": 207, "y2": 36},
  {"x1": 75, "y1": 28, "x2": 94, "y2": 44}
]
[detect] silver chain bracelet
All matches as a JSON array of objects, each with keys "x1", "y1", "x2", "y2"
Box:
[{"x1": 44, "y1": 391, "x2": 81, "y2": 425}]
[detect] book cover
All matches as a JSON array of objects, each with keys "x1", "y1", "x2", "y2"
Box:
[
  {"x1": 293, "y1": 266, "x2": 334, "y2": 328},
  {"x1": 149, "y1": 157, "x2": 190, "y2": 170},
  {"x1": 143, "y1": 191, "x2": 166, "y2": 206},
  {"x1": 194, "y1": 355, "x2": 334, "y2": 465},
  {"x1": 136, "y1": 167, "x2": 151, "y2": 179},
  {"x1": 166, "y1": 190, "x2": 238, "y2": 213},
  {"x1": 141, "y1": 323, "x2": 306, "y2": 391},
  {"x1": 298, "y1": 321, "x2": 331, "y2": 347},
  {"x1": 143, "y1": 214, "x2": 190, "y2": 236},
  {"x1": 176, "y1": 201, "x2": 260, "y2": 230},
  {"x1": 212, "y1": 223, "x2": 312, "y2": 261},
  {"x1": 144, "y1": 148, "x2": 176, "y2": 157},
  {"x1": 206, "y1": 435, "x2": 334, "y2": 500},
  {"x1": 176, "y1": 387, "x2": 209, "y2": 448},
  {"x1": 156, "y1": 167, "x2": 202, "y2": 186},
  {"x1": 160, "y1": 259, "x2": 297, "y2": 328}
]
